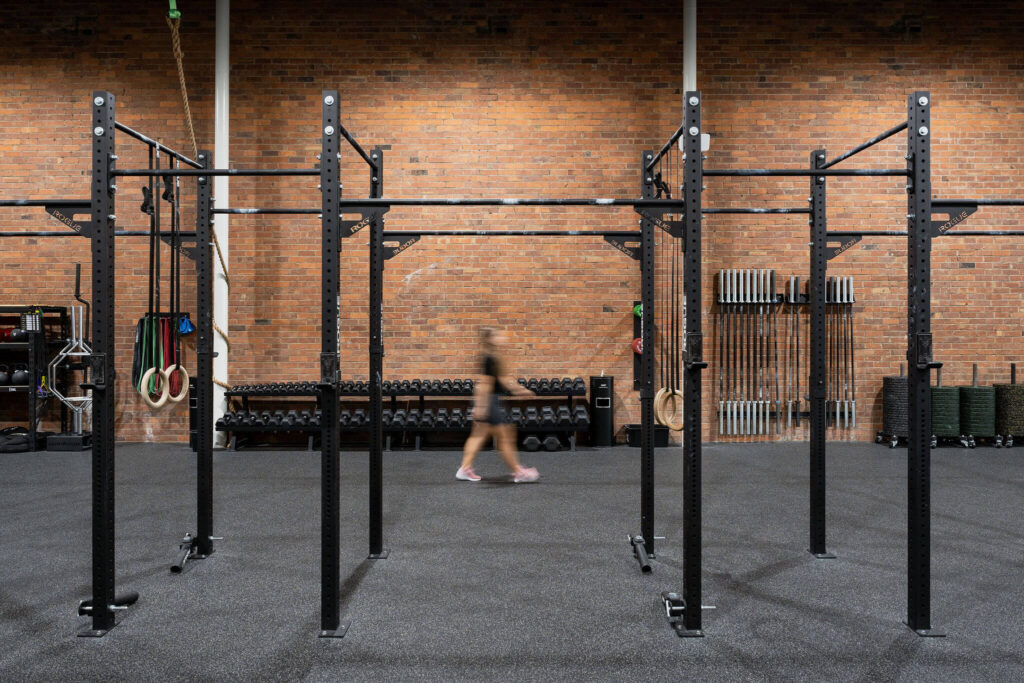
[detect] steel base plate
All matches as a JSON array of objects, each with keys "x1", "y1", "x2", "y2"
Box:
[{"x1": 319, "y1": 621, "x2": 351, "y2": 638}]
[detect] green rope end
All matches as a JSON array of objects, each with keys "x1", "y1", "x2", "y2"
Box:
[{"x1": 167, "y1": 0, "x2": 181, "y2": 19}]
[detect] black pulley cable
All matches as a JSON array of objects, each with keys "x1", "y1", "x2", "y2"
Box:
[
  {"x1": 140, "y1": 148, "x2": 171, "y2": 408},
  {"x1": 166, "y1": 159, "x2": 188, "y2": 403}
]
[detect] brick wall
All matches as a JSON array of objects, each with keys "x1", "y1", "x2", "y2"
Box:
[{"x1": 1, "y1": 0, "x2": 1021, "y2": 443}]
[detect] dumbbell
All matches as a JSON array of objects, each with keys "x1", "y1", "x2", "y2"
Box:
[
  {"x1": 543, "y1": 435, "x2": 562, "y2": 451},
  {"x1": 399, "y1": 380, "x2": 411, "y2": 394},
  {"x1": 527, "y1": 378, "x2": 540, "y2": 392},
  {"x1": 406, "y1": 409, "x2": 419, "y2": 428},
  {"x1": 299, "y1": 410, "x2": 313, "y2": 428},
  {"x1": 540, "y1": 406, "x2": 556, "y2": 426},
  {"x1": 522, "y1": 435, "x2": 541, "y2": 452},
  {"x1": 452, "y1": 379, "x2": 464, "y2": 394},
  {"x1": 561, "y1": 377, "x2": 572, "y2": 393},
  {"x1": 380, "y1": 380, "x2": 391, "y2": 394},
  {"x1": 353, "y1": 409, "x2": 367, "y2": 426},
  {"x1": 518, "y1": 378, "x2": 527, "y2": 387},
  {"x1": 393, "y1": 409, "x2": 407, "y2": 428},
  {"x1": 421, "y1": 409, "x2": 435, "y2": 428},
  {"x1": 282, "y1": 410, "x2": 298, "y2": 428},
  {"x1": 524, "y1": 407, "x2": 540, "y2": 427},
  {"x1": 572, "y1": 377, "x2": 585, "y2": 394},
  {"x1": 574, "y1": 406, "x2": 590, "y2": 428},
  {"x1": 540, "y1": 379, "x2": 552, "y2": 394},
  {"x1": 441, "y1": 379, "x2": 453, "y2": 395},
  {"x1": 556, "y1": 405, "x2": 572, "y2": 426},
  {"x1": 339, "y1": 410, "x2": 352, "y2": 427},
  {"x1": 425, "y1": 380, "x2": 438, "y2": 394},
  {"x1": 382, "y1": 409, "x2": 393, "y2": 427},
  {"x1": 408, "y1": 379, "x2": 420, "y2": 393},
  {"x1": 436, "y1": 408, "x2": 449, "y2": 428},
  {"x1": 451, "y1": 408, "x2": 465, "y2": 427},
  {"x1": 509, "y1": 406, "x2": 523, "y2": 426}
]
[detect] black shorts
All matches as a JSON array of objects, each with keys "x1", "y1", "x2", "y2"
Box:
[{"x1": 484, "y1": 394, "x2": 508, "y2": 425}]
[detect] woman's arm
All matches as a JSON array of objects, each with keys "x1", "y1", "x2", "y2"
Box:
[
  {"x1": 472, "y1": 374, "x2": 495, "y2": 420},
  {"x1": 502, "y1": 374, "x2": 534, "y2": 397}
]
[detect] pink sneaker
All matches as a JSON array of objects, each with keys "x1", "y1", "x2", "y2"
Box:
[
  {"x1": 513, "y1": 467, "x2": 539, "y2": 483},
  {"x1": 456, "y1": 467, "x2": 481, "y2": 482}
]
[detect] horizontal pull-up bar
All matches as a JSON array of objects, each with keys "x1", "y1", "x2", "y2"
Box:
[
  {"x1": 0, "y1": 199, "x2": 90, "y2": 207},
  {"x1": 114, "y1": 122, "x2": 204, "y2": 169},
  {"x1": 704, "y1": 168, "x2": 909, "y2": 177},
  {"x1": 336, "y1": 198, "x2": 683, "y2": 207},
  {"x1": 383, "y1": 230, "x2": 640, "y2": 237},
  {"x1": 704, "y1": 207, "x2": 810, "y2": 214},
  {"x1": 113, "y1": 168, "x2": 320, "y2": 177},
  {"x1": 828, "y1": 230, "x2": 1024, "y2": 237},
  {"x1": 0, "y1": 230, "x2": 198, "y2": 238},
  {"x1": 933, "y1": 199, "x2": 1024, "y2": 207},
  {"x1": 213, "y1": 205, "x2": 808, "y2": 215},
  {"x1": 213, "y1": 208, "x2": 320, "y2": 214},
  {"x1": 820, "y1": 121, "x2": 909, "y2": 169}
]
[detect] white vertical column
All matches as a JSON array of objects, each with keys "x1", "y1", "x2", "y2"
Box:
[
  {"x1": 683, "y1": 0, "x2": 697, "y2": 95},
  {"x1": 213, "y1": 0, "x2": 230, "y2": 445}
]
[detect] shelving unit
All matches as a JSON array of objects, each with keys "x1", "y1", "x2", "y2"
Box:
[{"x1": 0, "y1": 306, "x2": 69, "y2": 450}]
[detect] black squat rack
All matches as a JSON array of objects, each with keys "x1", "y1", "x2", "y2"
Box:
[{"x1": 0, "y1": 88, "x2": 1019, "y2": 641}]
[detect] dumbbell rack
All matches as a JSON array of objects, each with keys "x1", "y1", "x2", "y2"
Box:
[{"x1": 220, "y1": 378, "x2": 589, "y2": 451}]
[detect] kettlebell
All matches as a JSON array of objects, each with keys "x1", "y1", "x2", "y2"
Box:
[
  {"x1": 0, "y1": 365, "x2": 9, "y2": 385},
  {"x1": 11, "y1": 364, "x2": 30, "y2": 386},
  {"x1": 9, "y1": 328, "x2": 28, "y2": 342}
]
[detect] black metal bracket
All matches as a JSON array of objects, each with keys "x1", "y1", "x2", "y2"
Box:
[
  {"x1": 383, "y1": 235, "x2": 421, "y2": 259},
  {"x1": 45, "y1": 201, "x2": 94, "y2": 237},
  {"x1": 319, "y1": 352, "x2": 339, "y2": 386},
  {"x1": 825, "y1": 235, "x2": 861, "y2": 260},
  {"x1": 685, "y1": 333, "x2": 708, "y2": 370},
  {"x1": 634, "y1": 208, "x2": 684, "y2": 239},
  {"x1": 340, "y1": 207, "x2": 389, "y2": 238},
  {"x1": 603, "y1": 234, "x2": 641, "y2": 260},
  {"x1": 911, "y1": 333, "x2": 942, "y2": 370},
  {"x1": 661, "y1": 591, "x2": 705, "y2": 638},
  {"x1": 82, "y1": 353, "x2": 107, "y2": 390},
  {"x1": 930, "y1": 204, "x2": 978, "y2": 237}
]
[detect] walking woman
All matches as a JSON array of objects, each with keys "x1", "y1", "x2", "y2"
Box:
[{"x1": 456, "y1": 328, "x2": 540, "y2": 483}]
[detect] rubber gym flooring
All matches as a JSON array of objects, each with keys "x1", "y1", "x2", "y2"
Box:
[{"x1": 1, "y1": 440, "x2": 1022, "y2": 681}]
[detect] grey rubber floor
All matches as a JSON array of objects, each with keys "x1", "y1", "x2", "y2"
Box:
[{"x1": 1, "y1": 441, "x2": 1023, "y2": 681}]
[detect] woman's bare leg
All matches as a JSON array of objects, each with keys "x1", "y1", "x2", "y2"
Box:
[
  {"x1": 496, "y1": 423, "x2": 524, "y2": 473},
  {"x1": 460, "y1": 421, "x2": 493, "y2": 470}
]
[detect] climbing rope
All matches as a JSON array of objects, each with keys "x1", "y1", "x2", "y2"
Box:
[{"x1": 166, "y1": 2, "x2": 231, "y2": 389}]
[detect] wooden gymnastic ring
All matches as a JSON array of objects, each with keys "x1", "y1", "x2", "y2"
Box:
[
  {"x1": 654, "y1": 388, "x2": 668, "y2": 425},
  {"x1": 140, "y1": 366, "x2": 171, "y2": 409},
  {"x1": 166, "y1": 365, "x2": 189, "y2": 403},
  {"x1": 662, "y1": 390, "x2": 684, "y2": 431}
]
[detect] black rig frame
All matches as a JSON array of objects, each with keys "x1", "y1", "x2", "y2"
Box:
[{"x1": 1, "y1": 88, "x2": 1020, "y2": 639}]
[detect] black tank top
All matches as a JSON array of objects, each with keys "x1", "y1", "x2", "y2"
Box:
[{"x1": 483, "y1": 355, "x2": 509, "y2": 395}]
